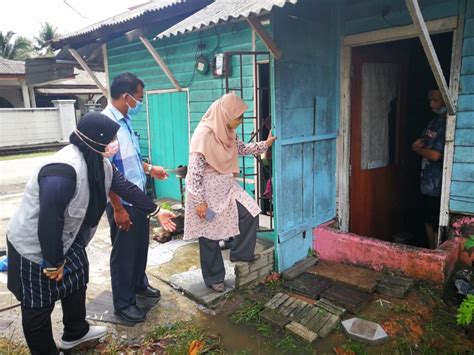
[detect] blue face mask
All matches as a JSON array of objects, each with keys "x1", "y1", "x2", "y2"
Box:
[{"x1": 126, "y1": 94, "x2": 142, "y2": 116}]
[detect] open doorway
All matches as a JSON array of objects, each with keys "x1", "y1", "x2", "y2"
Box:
[{"x1": 349, "y1": 32, "x2": 453, "y2": 247}]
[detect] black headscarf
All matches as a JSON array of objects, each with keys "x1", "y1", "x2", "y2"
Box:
[{"x1": 70, "y1": 112, "x2": 120, "y2": 227}]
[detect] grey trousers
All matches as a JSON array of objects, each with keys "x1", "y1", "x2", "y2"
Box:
[{"x1": 199, "y1": 202, "x2": 259, "y2": 286}]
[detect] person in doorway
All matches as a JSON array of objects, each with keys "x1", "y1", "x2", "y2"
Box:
[
  {"x1": 412, "y1": 89, "x2": 447, "y2": 249},
  {"x1": 102, "y1": 72, "x2": 170, "y2": 323},
  {"x1": 184, "y1": 93, "x2": 277, "y2": 293},
  {"x1": 6, "y1": 112, "x2": 175, "y2": 354}
]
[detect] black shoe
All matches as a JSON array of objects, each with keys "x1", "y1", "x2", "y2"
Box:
[
  {"x1": 230, "y1": 253, "x2": 261, "y2": 263},
  {"x1": 137, "y1": 285, "x2": 161, "y2": 299},
  {"x1": 115, "y1": 305, "x2": 146, "y2": 323}
]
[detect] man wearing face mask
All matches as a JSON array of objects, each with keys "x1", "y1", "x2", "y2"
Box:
[
  {"x1": 412, "y1": 89, "x2": 447, "y2": 249},
  {"x1": 102, "y1": 72, "x2": 168, "y2": 323}
]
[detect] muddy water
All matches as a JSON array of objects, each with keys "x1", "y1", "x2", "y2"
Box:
[{"x1": 195, "y1": 311, "x2": 354, "y2": 354}]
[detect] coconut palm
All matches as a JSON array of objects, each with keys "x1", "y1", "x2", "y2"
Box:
[
  {"x1": 34, "y1": 22, "x2": 60, "y2": 56},
  {"x1": 0, "y1": 31, "x2": 33, "y2": 60}
]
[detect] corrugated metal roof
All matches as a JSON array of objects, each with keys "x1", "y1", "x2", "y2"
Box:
[
  {"x1": 0, "y1": 58, "x2": 25, "y2": 75},
  {"x1": 156, "y1": 0, "x2": 298, "y2": 39},
  {"x1": 56, "y1": 0, "x2": 189, "y2": 42}
]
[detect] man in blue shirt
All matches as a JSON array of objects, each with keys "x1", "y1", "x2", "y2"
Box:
[
  {"x1": 412, "y1": 89, "x2": 447, "y2": 249},
  {"x1": 102, "y1": 73, "x2": 170, "y2": 323}
]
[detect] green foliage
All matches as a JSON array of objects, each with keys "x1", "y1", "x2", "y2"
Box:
[
  {"x1": 464, "y1": 235, "x2": 474, "y2": 251},
  {"x1": 34, "y1": 22, "x2": 60, "y2": 56},
  {"x1": 341, "y1": 341, "x2": 368, "y2": 355},
  {"x1": 0, "y1": 31, "x2": 32, "y2": 60},
  {"x1": 457, "y1": 294, "x2": 474, "y2": 326}
]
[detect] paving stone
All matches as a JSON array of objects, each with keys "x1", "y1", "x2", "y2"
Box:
[
  {"x1": 289, "y1": 300, "x2": 309, "y2": 319},
  {"x1": 342, "y1": 317, "x2": 389, "y2": 345},
  {"x1": 318, "y1": 314, "x2": 340, "y2": 338},
  {"x1": 169, "y1": 263, "x2": 235, "y2": 308},
  {"x1": 285, "y1": 321, "x2": 318, "y2": 343},
  {"x1": 283, "y1": 272, "x2": 334, "y2": 300},
  {"x1": 320, "y1": 284, "x2": 370, "y2": 313},
  {"x1": 282, "y1": 256, "x2": 318, "y2": 280},
  {"x1": 306, "y1": 307, "x2": 330, "y2": 332},
  {"x1": 260, "y1": 308, "x2": 291, "y2": 328},
  {"x1": 265, "y1": 292, "x2": 286, "y2": 309},
  {"x1": 308, "y1": 261, "x2": 380, "y2": 293},
  {"x1": 281, "y1": 298, "x2": 300, "y2": 317},
  {"x1": 293, "y1": 304, "x2": 313, "y2": 323},
  {"x1": 316, "y1": 298, "x2": 346, "y2": 317},
  {"x1": 377, "y1": 275, "x2": 414, "y2": 299},
  {"x1": 300, "y1": 306, "x2": 320, "y2": 327}
]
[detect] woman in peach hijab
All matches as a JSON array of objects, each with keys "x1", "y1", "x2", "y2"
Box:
[{"x1": 184, "y1": 93, "x2": 276, "y2": 293}]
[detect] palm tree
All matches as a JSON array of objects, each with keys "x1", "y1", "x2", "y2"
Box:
[
  {"x1": 0, "y1": 31, "x2": 33, "y2": 60},
  {"x1": 34, "y1": 22, "x2": 60, "y2": 56}
]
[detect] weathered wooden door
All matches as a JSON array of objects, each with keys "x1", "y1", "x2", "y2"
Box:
[
  {"x1": 350, "y1": 46, "x2": 407, "y2": 240},
  {"x1": 148, "y1": 91, "x2": 189, "y2": 200}
]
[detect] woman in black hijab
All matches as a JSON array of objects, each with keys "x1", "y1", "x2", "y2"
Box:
[{"x1": 6, "y1": 112, "x2": 175, "y2": 354}]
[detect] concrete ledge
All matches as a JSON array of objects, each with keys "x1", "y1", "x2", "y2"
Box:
[{"x1": 313, "y1": 222, "x2": 462, "y2": 284}]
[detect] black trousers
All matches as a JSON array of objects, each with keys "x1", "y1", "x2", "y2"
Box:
[
  {"x1": 199, "y1": 202, "x2": 258, "y2": 286},
  {"x1": 21, "y1": 287, "x2": 89, "y2": 355},
  {"x1": 106, "y1": 204, "x2": 150, "y2": 310}
]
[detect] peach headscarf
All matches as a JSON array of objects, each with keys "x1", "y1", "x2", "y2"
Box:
[{"x1": 189, "y1": 93, "x2": 248, "y2": 174}]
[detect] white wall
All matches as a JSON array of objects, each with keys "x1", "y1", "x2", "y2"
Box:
[{"x1": 0, "y1": 100, "x2": 76, "y2": 147}]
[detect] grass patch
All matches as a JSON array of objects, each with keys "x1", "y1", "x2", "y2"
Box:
[
  {"x1": 145, "y1": 321, "x2": 224, "y2": 355},
  {"x1": 0, "y1": 151, "x2": 54, "y2": 161}
]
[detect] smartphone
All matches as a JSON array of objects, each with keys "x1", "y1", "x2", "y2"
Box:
[{"x1": 205, "y1": 208, "x2": 216, "y2": 221}]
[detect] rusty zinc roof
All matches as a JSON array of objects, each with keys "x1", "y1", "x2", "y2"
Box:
[
  {"x1": 0, "y1": 58, "x2": 25, "y2": 76},
  {"x1": 155, "y1": 0, "x2": 298, "y2": 39}
]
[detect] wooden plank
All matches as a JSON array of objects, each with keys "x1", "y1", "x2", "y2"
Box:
[
  {"x1": 451, "y1": 181, "x2": 474, "y2": 198},
  {"x1": 456, "y1": 112, "x2": 474, "y2": 129},
  {"x1": 246, "y1": 14, "x2": 281, "y2": 59},
  {"x1": 461, "y1": 56, "x2": 474, "y2": 75},
  {"x1": 68, "y1": 48, "x2": 108, "y2": 97},
  {"x1": 283, "y1": 272, "x2": 334, "y2": 300},
  {"x1": 344, "y1": 16, "x2": 458, "y2": 47},
  {"x1": 102, "y1": 43, "x2": 110, "y2": 100},
  {"x1": 452, "y1": 162, "x2": 474, "y2": 181},
  {"x1": 455, "y1": 128, "x2": 474, "y2": 145},
  {"x1": 285, "y1": 321, "x2": 318, "y2": 343},
  {"x1": 260, "y1": 308, "x2": 291, "y2": 328},
  {"x1": 405, "y1": 0, "x2": 455, "y2": 114},
  {"x1": 320, "y1": 284, "x2": 370, "y2": 313},
  {"x1": 282, "y1": 256, "x2": 318, "y2": 280},
  {"x1": 457, "y1": 94, "x2": 474, "y2": 111},
  {"x1": 450, "y1": 198, "x2": 474, "y2": 214},
  {"x1": 454, "y1": 147, "x2": 474, "y2": 163}
]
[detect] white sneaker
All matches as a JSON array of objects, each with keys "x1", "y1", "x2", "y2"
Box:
[{"x1": 59, "y1": 325, "x2": 107, "y2": 350}]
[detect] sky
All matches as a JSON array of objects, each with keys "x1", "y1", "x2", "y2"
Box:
[{"x1": 0, "y1": 0, "x2": 146, "y2": 40}]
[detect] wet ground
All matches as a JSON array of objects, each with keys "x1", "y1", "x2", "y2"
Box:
[{"x1": 1, "y1": 155, "x2": 473, "y2": 354}]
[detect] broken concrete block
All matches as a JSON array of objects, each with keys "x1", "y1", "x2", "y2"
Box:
[
  {"x1": 260, "y1": 308, "x2": 291, "y2": 328},
  {"x1": 282, "y1": 256, "x2": 318, "y2": 280},
  {"x1": 342, "y1": 318, "x2": 389, "y2": 345},
  {"x1": 377, "y1": 275, "x2": 414, "y2": 299},
  {"x1": 285, "y1": 321, "x2": 318, "y2": 343}
]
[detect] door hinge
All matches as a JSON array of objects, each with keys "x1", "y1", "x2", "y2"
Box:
[
  {"x1": 302, "y1": 231, "x2": 307, "y2": 239},
  {"x1": 277, "y1": 234, "x2": 281, "y2": 244}
]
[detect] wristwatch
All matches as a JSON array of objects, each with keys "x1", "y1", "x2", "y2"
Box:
[{"x1": 145, "y1": 164, "x2": 153, "y2": 175}]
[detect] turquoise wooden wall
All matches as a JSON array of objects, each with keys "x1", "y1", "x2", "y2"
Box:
[
  {"x1": 452, "y1": 0, "x2": 474, "y2": 213},
  {"x1": 272, "y1": 0, "x2": 339, "y2": 271},
  {"x1": 107, "y1": 21, "x2": 269, "y2": 198}
]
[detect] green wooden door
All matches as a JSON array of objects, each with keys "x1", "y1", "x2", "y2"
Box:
[{"x1": 148, "y1": 91, "x2": 189, "y2": 200}]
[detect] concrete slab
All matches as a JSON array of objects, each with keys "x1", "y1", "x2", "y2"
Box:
[
  {"x1": 342, "y1": 317, "x2": 389, "y2": 345},
  {"x1": 308, "y1": 261, "x2": 380, "y2": 293},
  {"x1": 285, "y1": 321, "x2": 318, "y2": 343},
  {"x1": 168, "y1": 262, "x2": 235, "y2": 308},
  {"x1": 283, "y1": 272, "x2": 334, "y2": 300},
  {"x1": 377, "y1": 275, "x2": 414, "y2": 299},
  {"x1": 320, "y1": 284, "x2": 370, "y2": 313},
  {"x1": 282, "y1": 256, "x2": 318, "y2": 280}
]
